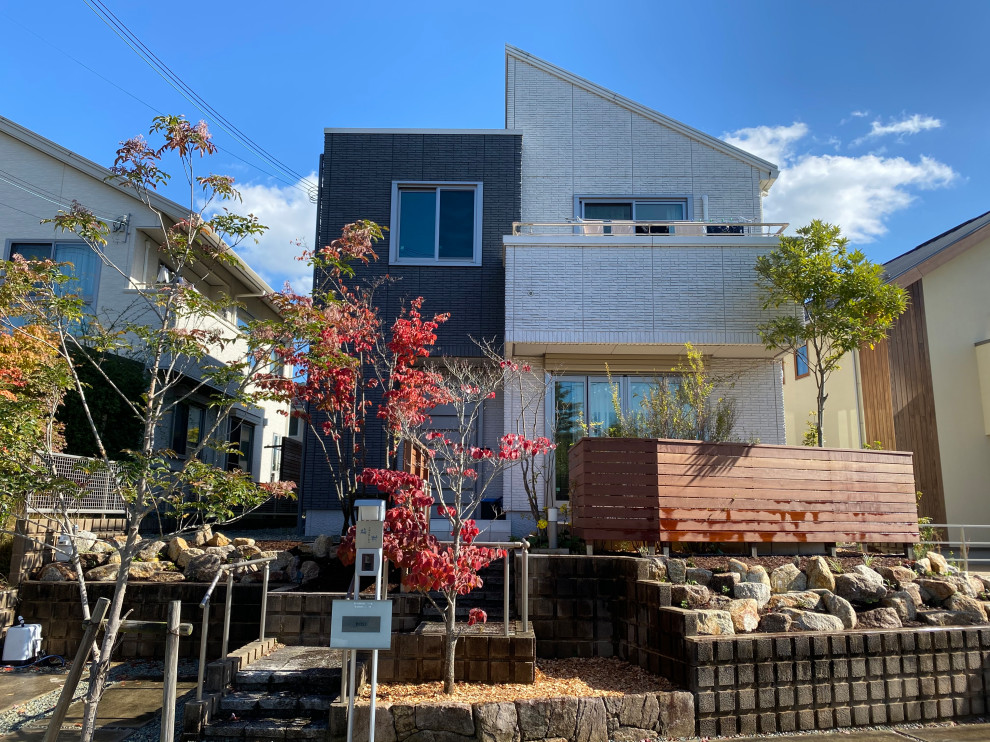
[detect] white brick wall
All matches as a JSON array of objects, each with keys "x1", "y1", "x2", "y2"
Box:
[{"x1": 508, "y1": 56, "x2": 765, "y2": 224}]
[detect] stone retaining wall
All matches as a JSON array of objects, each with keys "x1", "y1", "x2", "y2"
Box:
[
  {"x1": 329, "y1": 692, "x2": 695, "y2": 742},
  {"x1": 376, "y1": 623, "x2": 536, "y2": 684}
]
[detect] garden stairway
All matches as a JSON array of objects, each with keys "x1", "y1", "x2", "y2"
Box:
[{"x1": 200, "y1": 645, "x2": 365, "y2": 741}]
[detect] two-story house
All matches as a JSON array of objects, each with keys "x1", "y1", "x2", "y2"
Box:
[
  {"x1": 0, "y1": 116, "x2": 293, "y2": 514},
  {"x1": 303, "y1": 47, "x2": 789, "y2": 537}
]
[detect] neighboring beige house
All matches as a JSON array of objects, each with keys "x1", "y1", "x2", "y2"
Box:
[
  {"x1": 0, "y1": 116, "x2": 292, "y2": 500},
  {"x1": 783, "y1": 209, "x2": 990, "y2": 526}
]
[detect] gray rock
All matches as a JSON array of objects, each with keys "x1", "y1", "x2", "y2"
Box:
[
  {"x1": 189, "y1": 526, "x2": 213, "y2": 547},
  {"x1": 770, "y1": 563, "x2": 807, "y2": 594},
  {"x1": 927, "y1": 551, "x2": 950, "y2": 575},
  {"x1": 657, "y1": 692, "x2": 694, "y2": 739},
  {"x1": 914, "y1": 557, "x2": 932, "y2": 575},
  {"x1": 917, "y1": 610, "x2": 971, "y2": 626},
  {"x1": 795, "y1": 612, "x2": 844, "y2": 632},
  {"x1": 128, "y1": 562, "x2": 161, "y2": 580},
  {"x1": 758, "y1": 613, "x2": 793, "y2": 633},
  {"x1": 882, "y1": 592, "x2": 918, "y2": 622},
  {"x1": 670, "y1": 584, "x2": 711, "y2": 609},
  {"x1": 666, "y1": 559, "x2": 687, "y2": 584},
  {"x1": 313, "y1": 534, "x2": 333, "y2": 559},
  {"x1": 685, "y1": 568, "x2": 713, "y2": 586},
  {"x1": 917, "y1": 578, "x2": 957, "y2": 605},
  {"x1": 416, "y1": 703, "x2": 475, "y2": 737},
  {"x1": 709, "y1": 572, "x2": 739, "y2": 595},
  {"x1": 135, "y1": 539, "x2": 166, "y2": 562},
  {"x1": 947, "y1": 575, "x2": 978, "y2": 599},
  {"x1": 834, "y1": 570, "x2": 887, "y2": 604},
  {"x1": 176, "y1": 548, "x2": 204, "y2": 569},
  {"x1": 273, "y1": 550, "x2": 295, "y2": 571},
  {"x1": 474, "y1": 702, "x2": 519, "y2": 742},
  {"x1": 85, "y1": 564, "x2": 119, "y2": 581},
  {"x1": 516, "y1": 698, "x2": 578, "y2": 741},
  {"x1": 695, "y1": 610, "x2": 735, "y2": 636},
  {"x1": 89, "y1": 540, "x2": 114, "y2": 554},
  {"x1": 299, "y1": 560, "x2": 320, "y2": 582},
  {"x1": 392, "y1": 705, "x2": 417, "y2": 740},
  {"x1": 574, "y1": 697, "x2": 606, "y2": 742},
  {"x1": 72, "y1": 530, "x2": 98, "y2": 553},
  {"x1": 618, "y1": 693, "x2": 659, "y2": 731},
  {"x1": 611, "y1": 728, "x2": 657, "y2": 742},
  {"x1": 644, "y1": 558, "x2": 667, "y2": 583},
  {"x1": 946, "y1": 594, "x2": 987, "y2": 623},
  {"x1": 727, "y1": 558, "x2": 748, "y2": 580},
  {"x1": 351, "y1": 704, "x2": 397, "y2": 742},
  {"x1": 734, "y1": 581, "x2": 770, "y2": 608},
  {"x1": 746, "y1": 565, "x2": 771, "y2": 587},
  {"x1": 184, "y1": 552, "x2": 222, "y2": 582},
  {"x1": 805, "y1": 557, "x2": 836, "y2": 591},
  {"x1": 876, "y1": 565, "x2": 917, "y2": 587},
  {"x1": 856, "y1": 607, "x2": 902, "y2": 629},
  {"x1": 728, "y1": 599, "x2": 760, "y2": 633},
  {"x1": 900, "y1": 582, "x2": 923, "y2": 608},
  {"x1": 824, "y1": 593, "x2": 857, "y2": 629},
  {"x1": 39, "y1": 563, "x2": 75, "y2": 582}
]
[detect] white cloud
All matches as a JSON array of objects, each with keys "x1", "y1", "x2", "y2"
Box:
[
  {"x1": 852, "y1": 114, "x2": 942, "y2": 145},
  {"x1": 216, "y1": 175, "x2": 317, "y2": 294},
  {"x1": 723, "y1": 122, "x2": 808, "y2": 167},
  {"x1": 723, "y1": 125, "x2": 957, "y2": 242}
]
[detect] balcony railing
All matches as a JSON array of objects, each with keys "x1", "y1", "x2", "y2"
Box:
[{"x1": 510, "y1": 220, "x2": 788, "y2": 237}]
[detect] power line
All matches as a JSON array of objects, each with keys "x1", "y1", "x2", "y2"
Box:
[
  {"x1": 0, "y1": 169, "x2": 122, "y2": 223},
  {"x1": 81, "y1": 0, "x2": 317, "y2": 200}
]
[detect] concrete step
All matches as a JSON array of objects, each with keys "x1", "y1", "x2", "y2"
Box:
[
  {"x1": 231, "y1": 645, "x2": 362, "y2": 692},
  {"x1": 220, "y1": 690, "x2": 335, "y2": 719},
  {"x1": 203, "y1": 716, "x2": 328, "y2": 740}
]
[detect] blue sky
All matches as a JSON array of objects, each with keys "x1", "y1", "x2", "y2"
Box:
[{"x1": 2, "y1": 1, "x2": 987, "y2": 292}]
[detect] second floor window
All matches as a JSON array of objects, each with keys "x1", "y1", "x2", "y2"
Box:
[
  {"x1": 172, "y1": 401, "x2": 206, "y2": 456},
  {"x1": 580, "y1": 199, "x2": 687, "y2": 234},
  {"x1": 795, "y1": 344, "x2": 810, "y2": 378},
  {"x1": 9, "y1": 242, "x2": 101, "y2": 309},
  {"x1": 390, "y1": 182, "x2": 482, "y2": 266}
]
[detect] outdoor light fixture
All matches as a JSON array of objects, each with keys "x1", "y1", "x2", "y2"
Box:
[{"x1": 355, "y1": 499, "x2": 386, "y2": 523}]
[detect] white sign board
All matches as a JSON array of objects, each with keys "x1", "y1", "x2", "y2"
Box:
[
  {"x1": 329, "y1": 600, "x2": 393, "y2": 650},
  {"x1": 356, "y1": 521, "x2": 384, "y2": 550}
]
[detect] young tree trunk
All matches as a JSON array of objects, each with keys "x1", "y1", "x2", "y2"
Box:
[
  {"x1": 443, "y1": 596, "x2": 457, "y2": 694},
  {"x1": 78, "y1": 522, "x2": 140, "y2": 742}
]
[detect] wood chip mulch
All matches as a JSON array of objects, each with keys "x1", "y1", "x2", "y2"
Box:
[{"x1": 356, "y1": 657, "x2": 676, "y2": 706}]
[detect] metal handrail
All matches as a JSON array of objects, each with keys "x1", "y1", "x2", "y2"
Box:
[
  {"x1": 472, "y1": 540, "x2": 529, "y2": 636},
  {"x1": 196, "y1": 555, "x2": 276, "y2": 701},
  {"x1": 511, "y1": 220, "x2": 788, "y2": 237},
  {"x1": 918, "y1": 524, "x2": 990, "y2": 574}
]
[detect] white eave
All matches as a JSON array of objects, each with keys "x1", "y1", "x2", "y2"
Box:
[
  {"x1": 505, "y1": 45, "x2": 779, "y2": 192},
  {"x1": 0, "y1": 115, "x2": 280, "y2": 313}
]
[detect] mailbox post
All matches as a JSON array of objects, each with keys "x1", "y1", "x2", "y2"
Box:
[{"x1": 331, "y1": 499, "x2": 388, "y2": 742}]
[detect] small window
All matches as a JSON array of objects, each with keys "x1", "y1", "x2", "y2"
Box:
[
  {"x1": 9, "y1": 242, "x2": 101, "y2": 307},
  {"x1": 389, "y1": 182, "x2": 482, "y2": 265},
  {"x1": 795, "y1": 344, "x2": 810, "y2": 379},
  {"x1": 172, "y1": 402, "x2": 206, "y2": 456},
  {"x1": 227, "y1": 417, "x2": 256, "y2": 476},
  {"x1": 580, "y1": 199, "x2": 687, "y2": 235}
]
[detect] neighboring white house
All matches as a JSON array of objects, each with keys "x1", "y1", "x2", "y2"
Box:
[
  {"x1": 0, "y1": 116, "x2": 291, "y2": 499},
  {"x1": 501, "y1": 47, "x2": 790, "y2": 534}
]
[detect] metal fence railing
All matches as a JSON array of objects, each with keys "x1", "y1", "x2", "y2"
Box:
[
  {"x1": 919, "y1": 524, "x2": 990, "y2": 574},
  {"x1": 26, "y1": 452, "x2": 127, "y2": 514}
]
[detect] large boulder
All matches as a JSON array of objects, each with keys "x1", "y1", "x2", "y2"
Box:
[
  {"x1": 767, "y1": 591, "x2": 822, "y2": 611},
  {"x1": 85, "y1": 564, "x2": 119, "y2": 581},
  {"x1": 917, "y1": 578, "x2": 957, "y2": 605},
  {"x1": 727, "y1": 559, "x2": 748, "y2": 580},
  {"x1": 876, "y1": 565, "x2": 917, "y2": 588},
  {"x1": 795, "y1": 612, "x2": 844, "y2": 632},
  {"x1": 176, "y1": 548, "x2": 204, "y2": 569},
  {"x1": 236, "y1": 545, "x2": 264, "y2": 561},
  {"x1": 232, "y1": 537, "x2": 255, "y2": 547},
  {"x1": 745, "y1": 566, "x2": 771, "y2": 587},
  {"x1": 39, "y1": 563, "x2": 76, "y2": 582},
  {"x1": 72, "y1": 530, "x2": 98, "y2": 553},
  {"x1": 135, "y1": 540, "x2": 166, "y2": 562},
  {"x1": 190, "y1": 526, "x2": 213, "y2": 547},
  {"x1": 313, "y1": 534, "x2": 334, "y2": 559},
  {"x1": 946, "y1": 594, "x2": 987, "y2": 623},
  {"x1": 147, "y1": 571, "x2": 185, "y2": 583},
  {"x1": 805, "y1": 557, "x2": 836, "y2": 592},
  {"x1": 206, "y1": 532, "x2": 231, "y2": 548},
  {"x1": 927, "y1": 551, "x2": 950, "y2": 576},
  {"x1": 416, "y1": 702, "x2": 475, "y2": 737},
  {"x1": 882, "y1": 591, "x2": 918, "y2": 622},
  {"x1": 770, "y1": 564, "x2": 807, "y2": 594},
  {"x1": 671, "y1": 584, "x2": 711, "y2": 609},
  {"x1": 918, "y1": 610, "x2": 965, "y2": 626},
  {"x1": 273, "y1": 550, "x2": 295, "y2": 571},
  {"x1": 474, "y1": 701, "x2": 518, "y2": 742},
  {"x1": 686, "y1": 568, "x2": 713, "y2": 587},
  {"x1": 734, "y1": 582, "x2": 770, "y2": 608},
  {"x1": 856, "y1": 607, "x2": 902, "y2": 629},
  {"x1": 758, "y1": 613, "x2": 792, "y2": 633},
  {"x1": 728, "y1": 599, "x2": 760, "y2": 633},
  {"x1": 666, "y1": 559, "x2": 687, "y2": 584},
  {"x1": 128, "y1": 562, "x2": 162, "y2": 580},
  {"x1": 184, "y1": 552, "x2": 223, "y2": 582},
  {"x1": 824, "y1": 593, "x2": 857, "y2": 629},
  {"x1": 299, "y1": 560, "x2": 320, "y2": 583},
  {"x1": 167, "y1": 537, "x2": 189, "y2": 563},
  {"x1": 834, "y1": 567, "x2": 887, "y2": 604},
  {"x1": 695, "y1": 610, "x2": 734, "y2": 636},
  {"x1": 914, "y1": 557, "x2": 932, "y2": 575}
]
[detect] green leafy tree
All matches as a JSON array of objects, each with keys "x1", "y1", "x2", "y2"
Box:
[
  {"x1": 0, "y1": 116, "x2": 299, "y2": 741},
  {"x1": 755, "y1": 220, "x2": 908, "y2": 446}
]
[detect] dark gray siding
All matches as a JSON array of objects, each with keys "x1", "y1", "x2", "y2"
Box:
[{"x1": 300, "y1": 132, "x2": 521, "y2": 512}]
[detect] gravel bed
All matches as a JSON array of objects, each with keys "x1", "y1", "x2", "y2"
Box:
[{"x1": 0, "y1": 658, "x2": 198, "y2": 739}]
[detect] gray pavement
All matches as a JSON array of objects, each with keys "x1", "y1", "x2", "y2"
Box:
[{"x1": 730, "y1": 724, "x2": 990, "y2": 742}]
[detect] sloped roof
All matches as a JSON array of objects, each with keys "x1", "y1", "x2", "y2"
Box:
[
  {"x1": 505, "y1": 45, "x2": 779, "y2": 191},
  {"x1": 884, "y1": 209, "x2": 990, "y2": 285},
  {"x1": 0, "y1": 115, "x2": 278, "y2": 303}
]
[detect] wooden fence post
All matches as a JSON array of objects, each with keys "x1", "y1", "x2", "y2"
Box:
[{"x1": 161, "y1": 600, "x2": 181, "y2": 742}]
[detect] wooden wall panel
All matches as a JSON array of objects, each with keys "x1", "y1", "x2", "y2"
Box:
[
  {"x1": 885, "y1": 282, "x2": 946, "y2": 523},
  {"x1": 569, "y1": 437, "x2": 919, "y2": 545},
  {"x1": 859, "y1": 338, "x2": 897, "y2": 450}
]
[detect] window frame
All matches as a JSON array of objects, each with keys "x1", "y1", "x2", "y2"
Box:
[
  {"x1": 794, "y1": 343, "x2": 811, "y2": 379},
  {"x1": 6, "y1": 239, "x2": 102, "y2": 307},
  {"x1": 575, "y1": 195, "x2": 693, "y2": 232},
  {"x1": 172, "y1": 400, "x2": 207, "y2": 458},
  {"x1": 388, "y1": 181, "x2": 483, "y2": 267}
]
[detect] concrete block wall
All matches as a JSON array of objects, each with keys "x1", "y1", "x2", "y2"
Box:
[{"x1": 264, "y1": 591, "x2": 423, "y2": 645}]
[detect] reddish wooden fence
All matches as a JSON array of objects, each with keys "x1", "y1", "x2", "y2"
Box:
[{"x1": 568, "y1": 438, "x2": 919, "y2": 545}]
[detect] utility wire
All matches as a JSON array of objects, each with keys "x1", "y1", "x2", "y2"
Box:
[
  {"x1": 0, "y1": 169, "x2": 122, "y2": 223},
  {"x1": 2, "y1": 9, "x2": 314, "y2": 198},
  {"x1": 82, "y1": 0, "x2": 316, "y2": 199}
]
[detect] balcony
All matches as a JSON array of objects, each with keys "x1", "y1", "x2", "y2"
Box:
[{"x1": 503, "y1": 220, "x2": 790, "y2": 356}]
